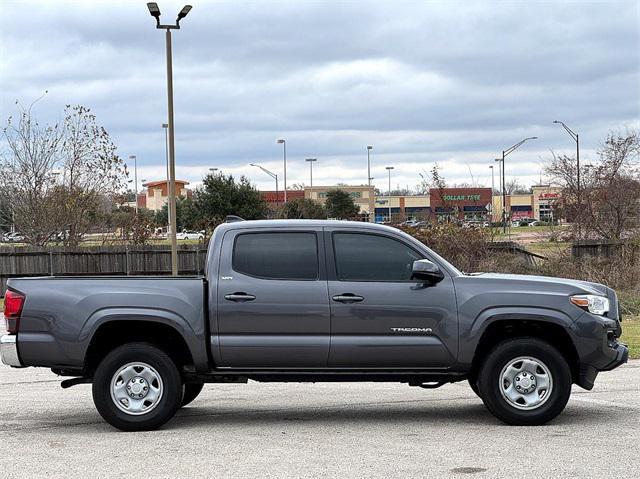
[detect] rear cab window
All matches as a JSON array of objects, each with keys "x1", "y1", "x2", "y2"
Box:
[{"x1": 232, "y1": 232, "x2": 319, "y2": 280}]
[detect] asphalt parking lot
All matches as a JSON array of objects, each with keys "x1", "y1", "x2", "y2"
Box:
[{"x1": 1, "y1": 361, "x2": 638, "y2": 478}]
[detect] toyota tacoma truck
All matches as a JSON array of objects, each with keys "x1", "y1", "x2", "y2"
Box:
[{"x1": 1, "y1": 219, "x2": 628, "y2": 431}]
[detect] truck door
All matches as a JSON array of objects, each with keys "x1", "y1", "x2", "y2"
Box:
[
  {"x1": 325, "y1": 228, "x2": 458, "y2": 368},
  {"x1": 216, "y1": 227, "x2": 330, "y2": 368}
]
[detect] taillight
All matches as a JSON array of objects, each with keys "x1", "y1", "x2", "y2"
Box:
[{"x1": 3, "y1": 290, "x2": 25, "y2": 334}]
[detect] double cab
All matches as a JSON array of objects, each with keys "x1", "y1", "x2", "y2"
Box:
[{"x1": 1, "y1": 219, "x2": 628, "y2": 430}]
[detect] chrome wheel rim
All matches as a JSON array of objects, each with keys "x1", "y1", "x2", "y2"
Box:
[
  {"x1": 110, "y1": 362, "x2": 163, "y2": 416},
  {"x1": 499, "y1": 356, "x2": 553, "y2": 411}
]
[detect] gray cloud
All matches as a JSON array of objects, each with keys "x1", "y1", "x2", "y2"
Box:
[{"x1": 1, "y1": 0, "x2": 638, "y2": 191}]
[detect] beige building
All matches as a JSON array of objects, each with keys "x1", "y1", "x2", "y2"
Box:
[
  {"x1": 140, "y1": 180, "x2": 191, "y2": 212},
  {"x1": 305, "y1": 185, "x2": 376, "y2": 219}
]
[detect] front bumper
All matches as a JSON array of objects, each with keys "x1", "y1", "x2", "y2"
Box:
[
  {"x1": 600, "y1": 341, "x2": 629, "y2": 371},
  {"x1": 0, "y1": 335, "x2": 22, "y2": 367},
  {"x1": 577, "y1": 340, "x2": 628, "y2": 390}
]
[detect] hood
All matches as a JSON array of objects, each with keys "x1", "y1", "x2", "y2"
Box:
[{"x1": 465, "y1": 272, "x2": 609, "y2": 297}]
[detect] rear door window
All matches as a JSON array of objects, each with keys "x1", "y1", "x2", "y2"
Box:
[{"x1": 233, "y1": 232, "x2": 319, "y2": 280}]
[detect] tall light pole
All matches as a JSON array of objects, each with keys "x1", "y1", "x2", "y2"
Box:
[
  {"x1": 386, "y1": 166, "x2": 394, "y2": 222},
  {"x1": 209, "y1": 167, "x2": 219, "y2": 176},
  {"x1": 553, "y1": 120, "x2": 580, "y2": 235},
  {"x1": 162, "y1": 123, "x2": 171, "y2": 234},
  {"x1": 489, "y1": 164, "x2": 495, "y2": 220},
  {"x1": 250, "y1": 163, "x2": 278, "y2": 202},
  {"x1": 147, "y1": 2, "x2": 192, "y2": 276},
  {"x1": 489, "y1": 164, "x2": 495, "y2": 193},
  {"x1": 276, "y1": 139, "x2": 287, "y2": 202},
  {"x1": 129, "y1": 155, "x2": 138, "y2": 214},
  {"x1": 305, "y1": 158, "x2": 317, "y2": 190},
  {"x1": 500, "y1": 137, "x2": 538, "y2": 233},
  {"x1": 366, "y1": 145, "x2": 373, "y2": 188},
  {"x1": 367, "y1": 146, "x2": 374, "y2": 222}
]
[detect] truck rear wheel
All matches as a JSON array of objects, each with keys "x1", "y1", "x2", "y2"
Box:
[
  {"x1": 477, "y1": 337, "x2": 571, "y2": 426},
  {"x1": 92, "y1": 342, "x2": 183, "y2": 431},
  {"x1": 182, "y1": 383, "x2": 204, "y2": 407}
]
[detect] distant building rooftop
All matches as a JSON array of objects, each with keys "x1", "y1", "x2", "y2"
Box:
[{"x1": 143, "y1": 179, "x2": 190, "y2": 188}]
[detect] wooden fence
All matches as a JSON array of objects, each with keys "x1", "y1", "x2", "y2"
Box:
[
  {"x1": 572, "y1": 240, "x2": 639, "y2": 259},
  {"x1": 0, "y1": 244, "x2": 208, "y2": 297}
]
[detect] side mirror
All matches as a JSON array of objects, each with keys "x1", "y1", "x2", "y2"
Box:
[{"x1": 412, "y1": 259, "x2": 445, "y2": 284}]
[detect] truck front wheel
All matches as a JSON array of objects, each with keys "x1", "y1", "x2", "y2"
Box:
[
  {"x1": 477, "y1": 337, "x2": 571, "y2": 426},
  {"x1": 92, "y1": 342, "x2": 183, "y2": 431}
]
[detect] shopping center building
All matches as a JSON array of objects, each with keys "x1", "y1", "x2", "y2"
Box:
[{"x1": 260, "y1": 184, "x2": 562, "y2": 223}]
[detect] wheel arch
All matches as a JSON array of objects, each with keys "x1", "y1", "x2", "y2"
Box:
[
  {"x1": 84, "y1": 319, "x2": 195, "y2": 376},
  {"x1": 466, "y1": 312, "x2": 580, "y2": 385}
]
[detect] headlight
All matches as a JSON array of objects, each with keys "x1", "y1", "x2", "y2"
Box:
[{"x1": 570, "y1": 294, "x2": 610, "y2": 316}]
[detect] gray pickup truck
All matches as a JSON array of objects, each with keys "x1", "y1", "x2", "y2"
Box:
[{"x1": 1, "y1": 219, "x2": 628, "y2": 431}]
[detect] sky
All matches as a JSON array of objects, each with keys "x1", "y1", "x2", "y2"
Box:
[{"x1": 1, "y1": 0, "x2": 639, "y2": 194}]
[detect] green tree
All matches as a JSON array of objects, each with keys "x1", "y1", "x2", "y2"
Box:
[
  {"x1": 155, "y1": 197, "x2": 199, "y2": 231},
  {"x1": 324, "y1": 189, "x2": 359, "y2": 219},
  {"x1": 193, "y1": 173, "x2": 268, "y2": 226},
  {"x1": 277, "y1": 197, "x2": 326, "y2": 219}
]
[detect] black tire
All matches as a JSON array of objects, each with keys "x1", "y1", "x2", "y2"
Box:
[
  {"x1": 477, "y1": 337, "x2": 571, "y2": 426},
  {"x1": 92, "y1": 342, "x2": 183, "y2": 431},
  {"x1": 182, "y1": 382, "x2": 204, "y2": 407}
]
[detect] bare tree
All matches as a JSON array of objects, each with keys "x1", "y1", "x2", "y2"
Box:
[
  {"x1": 57, "y1": 105, "x2": 127, "y2": 245},
  {"x1": 0, "y1": 99, "x2": 64, "y2": 245},
  {"x1": 504, "y1": 178, "x2": 530, "y2": 195},
  {"x1": 546, "y1": 130, "x2": 640, "y2": 240},
  {"x1": 1, "y1": 101, "x2": 127, "y2": 246}
]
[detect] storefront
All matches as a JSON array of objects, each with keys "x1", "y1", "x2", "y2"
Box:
[{"x1": 429, "y1": 188, "x2": 492, "y2": 222}]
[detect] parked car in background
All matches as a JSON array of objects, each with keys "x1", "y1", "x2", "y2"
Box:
[
  {"x1": 2, "y1": 232, "x2": 25, "y2": 243},
  {"x1": 528, "y1": 220, "x2": 542, "y2": 227},
  {"x1": 176, "y1": 230, "x2": 205, "y2": 240}
]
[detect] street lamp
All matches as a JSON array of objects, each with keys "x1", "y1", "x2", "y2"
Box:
[
  {"x1": 553, "y1": 121, "x2": 579, "y2": 191},
  {"x1": 367, "y1": 146, "x2": 373, "y2": 187},
  {"x1": 489, "y1": 165, "x2": 495, "y2": 219},
  {"x1": 129, "y1": 155, "x2": 138, "y2": 214},
  {"x1": 276, "y1": 139, "x2": 287, "y2": 202},
  {"x1": 500, "y1": 137, "x2": 538, "y2": 233},
  {"x1": 209, "y1": 167, "x2": 219, "y2": 176},
  {"x1": 386, "y1": 166, "x2": 394, "y2": 222},
  {"x1": 146, "y1": 2, "x2": 193, "y2": 276},
  {"x1": 250, "y1": 163, "x2": 278, "y2": 203},
  {"x1": 553, "y1": 120, "x2": 581, "y2": 234},
  {"x1": 305, "y1": 158, "x2": 317, "y2": 190}
]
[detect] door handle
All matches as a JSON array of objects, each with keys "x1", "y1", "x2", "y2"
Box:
[
  {"x1": 224, "y1": 292, "x2": 256, "y2": 302},
  {"x1": 332, "y1": 293, "x2": 364, "y2": 303}
]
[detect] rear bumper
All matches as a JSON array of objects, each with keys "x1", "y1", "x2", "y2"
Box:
[{"x1": 0, "y1": 335, "x2": 22, "y2": 367}]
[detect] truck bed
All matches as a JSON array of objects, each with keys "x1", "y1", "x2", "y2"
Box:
[{"x1": 8, "y1": 276, "x2": 208, "y2": 371}]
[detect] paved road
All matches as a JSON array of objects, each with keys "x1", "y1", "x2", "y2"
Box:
[{"x1": 1, "y1": 361, "x2": 638, "y2": 478}]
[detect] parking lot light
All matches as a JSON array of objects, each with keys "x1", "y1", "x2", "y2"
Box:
[{"x1": 146, "y1": 2, "x2": 193, "y2": 275}]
